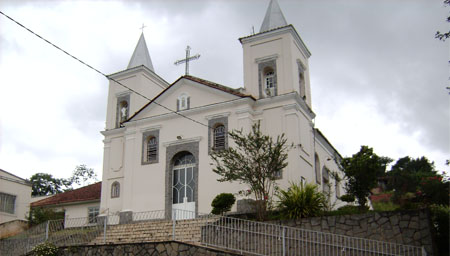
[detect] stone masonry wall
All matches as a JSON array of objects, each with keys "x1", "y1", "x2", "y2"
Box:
[
  {"x1": 55, "y1": 241, "x2": 240, "y2": 256},
  {"x1": 269, "y1": 209, "x2": 435, "y2": 256}
]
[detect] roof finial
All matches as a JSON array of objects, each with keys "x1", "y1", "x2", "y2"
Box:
[
  {"x1": 174, "y1": 45, "x2": 201, "y2": 76},
  {"x1": 140, "y1": 23, "x2": 147, "y2": 33},
  {"x1": 260, "y1": 0, "x2": 288, "y2": 33}
]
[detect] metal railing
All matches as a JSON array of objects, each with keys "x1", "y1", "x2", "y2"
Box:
[
  {"x1": 201, "y1": 215, "x2": 427, "y2": 256},
  {"x1": 0, "y1": 209, "x2": 427, "y2": 256}
]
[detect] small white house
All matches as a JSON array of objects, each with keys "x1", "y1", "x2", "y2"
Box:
[
  {"x1": 31, "y1": 182, "x2": 101, "y2": 226},
  {"x1": 0, "y1": 169, "x2": 31, "y2": 224}
]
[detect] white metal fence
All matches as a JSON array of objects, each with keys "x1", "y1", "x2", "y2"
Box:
[
  {"x1": 0, "y1": 209, "x2": 427, "y2": 256},
  {"x1": 201, "y1": 215, "x2": 427, "y2": 256}
]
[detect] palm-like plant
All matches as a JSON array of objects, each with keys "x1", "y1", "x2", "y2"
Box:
[{"x1": 276, "y1": 182, "x2": 327, "y2": 219}]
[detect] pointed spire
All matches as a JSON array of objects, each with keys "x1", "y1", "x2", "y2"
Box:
[
  {"x1": 259, "y1": 0, "x2": 288, "y2": 33},
  {"x1": 127, "y1": 33, "x2": 154, "y2": 71}
]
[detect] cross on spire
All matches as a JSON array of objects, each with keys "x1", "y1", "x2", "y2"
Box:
[
  {"x1": 174, "y1": 45, "x2": 200, "y2": 75},
  {"x1": 140, "y1": 23, "x2": 147, "y2": 33}
]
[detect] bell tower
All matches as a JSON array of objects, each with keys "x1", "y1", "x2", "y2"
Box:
[
  {"x1": 104, "y1": 33, "x2": 169, "y2": 130},
  {"x1": 239, "y1": 0, "x2": 313, "y2": 108}
]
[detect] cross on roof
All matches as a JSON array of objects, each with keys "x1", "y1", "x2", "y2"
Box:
[
  {"x1": 140, "y1": 23, "x2": 147, "y2": 33},
  {"x1": 174, "y1": 46, "x2": 200, "y2": 76}
]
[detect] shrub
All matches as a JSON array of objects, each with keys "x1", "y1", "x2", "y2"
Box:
[
  {"x1": 211, "y1": 193, "x2": 236, "y2": 215},
  {"x1": 372, "y1": 201, "x2": 400, "y2": 212},
  {"x1": 276, "y1": 182, "x2": 327, "y2": 219},
  {"x1": 28, "y1": 207, "x2": 65, "y2": 226},
  {"x1": 430, "y1": 205, "x2": 449, "y2": 255},
  {"x1": 31, "y1": 242, "x2": 58, "y2": 256},
  {"x1": 326, "y1": 205, "x2": 369, "y2": 216},
  {"x1": 339, "y1": 194, "x2": 355, "y2": 203}
]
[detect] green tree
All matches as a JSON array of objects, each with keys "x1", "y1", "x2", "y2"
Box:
[
  {"x1": 28, "y1": 207, "x2": 65, "y2": 226},
  {"x1": 211, "y1": 193, "x2": 236, "y2": 215},
  {"x1": 210, "y1": 122, "x2": 290, "y2": 220},
  {"x1": 387, "y1": 156, "x2": 449, "y2": 206},
  {"x1": 276, "y1": 182, "x2": 327, "y2": 219},
  {"x1": 69, "y1": 164, "x2": 98, "y2": 187},
  {"x1": 29, "y1": 173, "x2": 70, "y2": 196},
  {"x1": 341, "y1": 146, "x2": 391, "y2": 207}
]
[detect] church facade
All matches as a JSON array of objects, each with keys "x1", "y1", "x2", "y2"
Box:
[{"x1": 99, "y1": 0, "x2": 344, "y2": 220}]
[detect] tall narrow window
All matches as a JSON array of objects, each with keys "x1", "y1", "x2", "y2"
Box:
[
  {"x1": 147, "y1": 137, "x2": 157, "y2": 161},
  {"x1": 177, "y1": 93, "x2": 190, "y2": 111},
  {"x1": 0, "y1": 192, "x2": 16, "y2": 214},
  {"x1": 213, "y1": 125, "x2": 225, "y2": 150},
  {"x1": 264, "y1": 68, "x2": 275, "y2": 97},
  {"x1": 298, "y1": 61, "x2": 306, "y2": 100},
  {"x1": 116, "y1": 94, "x2": 130, "y2": 128},
  {"x1": 315, "y1": 153, "x2": 321, "y2": 184},
  {"x1": 111, "y1": 181, "x2": 120, "y2": 198},
  {"x1": 142, "y1": 129, "x2": 159, "y2": 164},
  {"x1": 258, "y1": 60, "x2": 277, "y2": 98}
]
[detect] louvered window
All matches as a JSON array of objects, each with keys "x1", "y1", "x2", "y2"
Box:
[
  {"x1": 147, "y1": 137, "x2": 157, "y2": 161},
  {"x1": 214, "y1": 125, "x2": 225, "y2": 150},
  {"x1": 111, "y1": 182, "x2": 120, "y2": 198}
]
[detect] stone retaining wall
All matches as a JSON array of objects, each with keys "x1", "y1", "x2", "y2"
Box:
[
  {"x1": 55, "y1": 241, "x2": 240, "y2": 256},
  {"x1": 269, "y1": 209, "x2": 435, "y2": 255}
]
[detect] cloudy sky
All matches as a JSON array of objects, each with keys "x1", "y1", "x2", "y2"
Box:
[{"x1": 0, "y1": 0, "x2": 448, "y2": 181}]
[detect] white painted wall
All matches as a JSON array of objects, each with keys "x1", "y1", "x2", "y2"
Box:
[{"x1": 0, "y1": 170, "x2": 31, "y2": 224}]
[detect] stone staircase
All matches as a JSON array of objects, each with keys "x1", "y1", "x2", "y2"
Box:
[{"x1": 90, "y1": 216, "x2": 220, "y2": 245}]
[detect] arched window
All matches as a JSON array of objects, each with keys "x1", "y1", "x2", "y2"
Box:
[
  {"x1": 298, "y1": 61, "x2": 306, "y2": 100},
  {"x1": 213, "y1": 124, "x2": 225, "y2": 150},
  {"x1": 111, "y1": 182, "x2": 120, "y2": 198},
  {"x1": 263, "y1": 67, "x2": 275, "y2": 97},
  {"x1": 322, "y1": 167, "x2": 330, "y2": 195},
  {"x1": 119, "y1": 101, "x2": 129, "y2": 123},
  {"x1": 147, "y1": 136, "x2": 157, "y2": 161},
  {"x1": 315, "y1": 153, "x2": 321, "y2": 184},
  {"x1": 177, "y1": 93, "x2": 190, "y2": 111}
]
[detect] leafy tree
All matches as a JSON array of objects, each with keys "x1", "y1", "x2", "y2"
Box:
[
  {"x1": 210, "y1": 122, "x2": 290, "y2": 220},
  {"x1": 211, "y1": 193, "x2": 236, "y2": 215},
  {"x1": 69, "y1": 164, "x2": 98, "y2": 187},
  {"x1": 435, "y1": 0, "x2": 450, "y2": 41},
  {"x1": 276, "y1": 182, "x2": 327, "y2": 219},
  {"x1": 341, "y1": 146, "x2": 391, "y2": 207},
  {"x1": 28, "y1": 207, "x2": 65, "y2": 226},
  {"x1": 386, "y1": 156, "x2": 449, "y2": 206},
  {"x1": 29, "y1": 173, "x2": 70, "y2": 196}
]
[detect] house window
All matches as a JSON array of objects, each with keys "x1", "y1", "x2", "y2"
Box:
[
  {"x1": 258, "y1": 60, "x2": 277, "y2": 98},
  {"x1": 177, "y1": 93, "x2": 190, "y2": 111},
  {"x1": 116, "y1": 94, "x2": 130, "y2": 128},
  {"x1": 142, "y1": 129, "x2": 159, "y2": 164},
  {"x1": 213, "y1": 125, "x2": 225, "y2": 150},
  {"x1": 322, "y1": 167, "x2": 330, "y2": 195},
  {"x1": 0, "y1": 192, "x2": 16, "y2": 214},
  {"x1": 88, "y1": 206, "x2": 99, "y2": 224},
  {"x1": 208, "y1": 116, "x2": 228, "y2": 153},
  {"x1": 111, "y1": 182, "x2": 120, "y2": 198}
]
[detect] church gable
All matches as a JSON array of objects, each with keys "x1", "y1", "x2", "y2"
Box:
[{"x1": 128, "y1": 76, "x2": 253, "y2": 121}]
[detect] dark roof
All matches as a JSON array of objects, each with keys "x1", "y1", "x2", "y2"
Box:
[
  {"x1": 31, "y1": 182, "x2": 101, "y2": 207},
  {"x1": 127, "y1": 75, "x2": 254, "y2": 122}
]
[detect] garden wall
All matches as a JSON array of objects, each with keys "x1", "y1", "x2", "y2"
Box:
[
  {"x1": 270, "y1": 209, "x2": 435, "y2": 255},
  {"x1": 53, "y1": 241, "x2": 239, "y2": 256}
]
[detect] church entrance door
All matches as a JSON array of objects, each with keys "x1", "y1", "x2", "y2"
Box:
[{"x1": 172, "y1": 152, "x2": 196, "y2": 220}]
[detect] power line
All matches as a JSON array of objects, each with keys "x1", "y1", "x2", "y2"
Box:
[{"x1": 0, "y1": 10, "x2": 215, "y2": 131}]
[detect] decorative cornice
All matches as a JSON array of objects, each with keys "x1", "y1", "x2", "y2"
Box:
[
  {"x1": 107, "y1": 65, "x2": 169, "y2": 89},
  {"x1": 163, "y1": 136, "x2": 202, "y2": 147},
  {"x1": 255, "y1": 54, "x2": 279, "y2": 63},
  {"x1": 101, "y1": 127, "x2": 125, "y2": 137},
  {"x1": 239, "y1": 25, "x2": 311, "y2": 58},
  {"x1": 140, "y1": 125, "x2": 162, "y2": 133},
  {"x1": 205, "y1": 112, "x2": 231, "y2": 120}
]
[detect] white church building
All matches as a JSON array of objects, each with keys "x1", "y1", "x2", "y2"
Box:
[{"x1": 99, "y1": 0, "x2": 344, "y2": 221}]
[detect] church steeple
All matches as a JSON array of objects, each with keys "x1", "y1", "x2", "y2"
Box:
[
  {"x1": 259, "y1": 0, "x2": 288, "y2": 33},
  {"x1": 127, "y1": 33, "x2": 154, "y2": 71}
]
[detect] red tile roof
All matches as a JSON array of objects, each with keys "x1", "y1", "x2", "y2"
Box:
[{"x1": 31, "y1": 182, "x2": 101, "y2": 207}]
